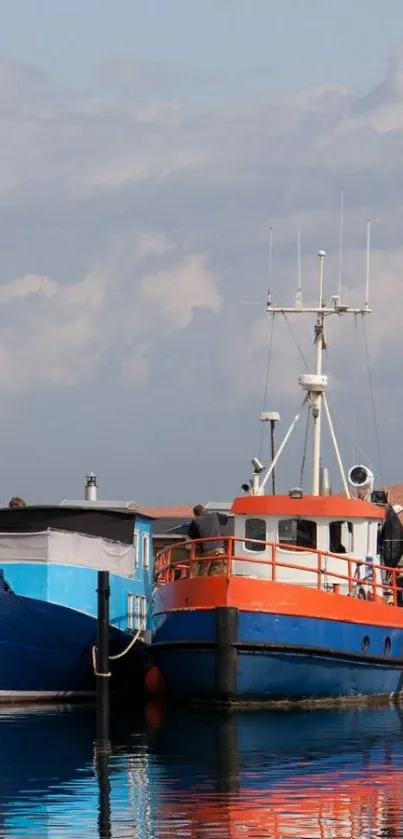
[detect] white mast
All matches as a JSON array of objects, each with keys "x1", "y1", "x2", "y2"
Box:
[
  {"x1": 263, "y1": 244, "x2": 371, "y2": 496},
  {"x1": 311, "y1": 250, "x2": 326, "y2": 495}
]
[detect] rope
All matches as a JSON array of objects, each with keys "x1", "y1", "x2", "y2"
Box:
[
  {"x1": 109, "y1": 627, "x2": 142, "y2": 661},
  {"x1": 282, "y1": 312, "x2": 308, "y2": 370},
  {"x1": 299, "y1": 407, "x2": 310, "y2": 490},
  {"x1": 92, "y1": 645, "x2": 111, "y2": 678},
  {"x1": 259, "y1": 314, "x2": 275, "y2": 460},
  {"x1": 91, "y1": 587, "x2": 157, "y2": 674},
  {"x1": 362, "y1": 314, "x2": 383, "y2": 485}
]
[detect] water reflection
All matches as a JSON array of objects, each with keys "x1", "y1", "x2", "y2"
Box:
[
  {"x1": 0, "y1": 701, "x2": 403, "y2": 836},
  {"x1": 150, "y1": 703, "x2": 403, "y2": 838}
]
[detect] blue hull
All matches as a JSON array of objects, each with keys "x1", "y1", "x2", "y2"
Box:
[
  {"x1": 0, "y1": 589, "x2": 149, "y2": 701},
  {"x1": 151, "y1": 607, "x2": 403, "y2": 703}
]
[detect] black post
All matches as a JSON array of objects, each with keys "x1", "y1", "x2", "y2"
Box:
[
  {"x1": 270, "y1": 420, "x2": 276, "y2": 495},
  {"x1": 96, "y1": 570, "x2": 110, "y2": 743},
  {"x1": 215, "y1": 607, "x2": 238, "y2": 700},
  {"x1": 95, "y1": 741, "x2": 112, "y2": 839},
  {"x1": 217, "y1": 714, "x2": 240, "y2": 794}
]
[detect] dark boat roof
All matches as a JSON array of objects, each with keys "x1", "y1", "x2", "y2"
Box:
[{"x1": 0, "y1": 505, "x2": 143, "y2": 545}]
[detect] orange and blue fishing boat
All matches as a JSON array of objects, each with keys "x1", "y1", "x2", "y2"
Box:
[{"x1": 151, "y1": 242, "x2": 403, "y2": 705}]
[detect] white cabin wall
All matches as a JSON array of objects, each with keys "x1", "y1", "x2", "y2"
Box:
[
  {"x1": 232, "y1": 514, "x2": 383, "y2": 591},
  {"x1": 232, "y1": 515, "x2": 272, "y2": 579}
]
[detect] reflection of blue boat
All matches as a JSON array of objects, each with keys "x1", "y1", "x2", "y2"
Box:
[
  {"x1": 0, "y1": 704, "x2": 156, "y2": 839},
  {"x1": 0, "y1": 501, "x2": 154, "y2": 700},
  {"x1": 0, "y1": 705, "x2": 94, "y2": 794}
]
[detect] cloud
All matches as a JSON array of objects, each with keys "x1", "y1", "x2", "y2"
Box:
[
  {"x1": 140, "y1": 255, "x2": 221, "y2": 329},
  {"x1": 0, "y1": 53, "x2": 403, "y2": 497},
  {"x1": 0, "y1": 274, "x2": 57, "y2": 304}
]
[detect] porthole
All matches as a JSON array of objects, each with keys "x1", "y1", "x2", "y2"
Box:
[
  {"x1": 384, "y1": 637, "x2": 392, "y2": 656},
  {"x1": 362, "y1": 636, "x2": 370, "y2": 652}
]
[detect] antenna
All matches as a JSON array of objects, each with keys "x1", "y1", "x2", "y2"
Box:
[
  {"x1": 296, "y1": 227, "x2": 302, "y2": 307},
  {"x1": 338, "y1": 191, "x2": 344, "y2": 302},
  {"x1": 318, "y1": 249, "x2": 326, "y2": 307},
  {"x1": 268, "y1": 225, "x2": 273, "y2": 294},
  {"x1": 365, "y1": 220, "x2": 371, "y2": 309}
]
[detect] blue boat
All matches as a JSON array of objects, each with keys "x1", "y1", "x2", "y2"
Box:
[
  {"x1": 0, "y1": 490, "x2": 154, "y2": 702},
  {"x1": 151, "y1": 243, "x2": 403, "y2": 705}
]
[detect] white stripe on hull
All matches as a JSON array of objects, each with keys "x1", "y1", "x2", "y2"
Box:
[{"x1": 0, "y1": 690, "x2": 94, "y2": 703}]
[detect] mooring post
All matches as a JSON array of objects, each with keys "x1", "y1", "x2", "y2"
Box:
[
  {"x1": 95, "y1": 740, "x2": 112, "y2": 839},
  {"x1": 96, "y1": 570, "x2": 110, "y2": 742}
]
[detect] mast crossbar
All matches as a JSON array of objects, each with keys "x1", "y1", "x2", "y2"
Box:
[{"x1": 267, "y1": 306, "x2": 371, "y2": 315}]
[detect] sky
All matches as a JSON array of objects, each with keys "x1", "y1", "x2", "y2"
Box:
[{"x1": 0, "y1": 0, "x2": 402, "y2": 505}]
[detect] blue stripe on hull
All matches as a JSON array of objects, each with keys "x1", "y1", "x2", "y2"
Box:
[
  {"x1": 237, "y1": 649, "x2": 403, "y2": 699},
  {"x1": 151, "y1": 608, "x2": 403, "y2": 702},
  {"x1": 0, "y1": 590, "x2": 149, "y2": 700}
]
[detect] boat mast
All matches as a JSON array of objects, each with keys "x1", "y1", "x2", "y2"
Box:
[
  {"x1": 265, "y1": 238, "x2": 371, "y2": 497},
  {"x1": 312, "y1": 250, "x2": 326, "y2": 495}
]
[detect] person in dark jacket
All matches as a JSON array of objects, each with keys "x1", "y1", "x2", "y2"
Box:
[{"x1": 188, "y1": 505, "x2": 226, "y2": 576}]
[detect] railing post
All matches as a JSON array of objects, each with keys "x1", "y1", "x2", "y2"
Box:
[
  {"x1": 393, "y1": 567, "x2": 398, "y2": 607},
  {"x1": 189, "y1": 543, "x2": 195, "y2": 578},
  {"x1": 271, "y1": 543, "x2": 276, "y2": 582},
  {"x1": 347, "y1": 558, "x2": 352, "y2": 595},
  {"x1": 317, "y1": 552, "x2": 322, "y2": 591},
  {"x1": 226, "y1": 537, "x2": 231, "y2": 580}
]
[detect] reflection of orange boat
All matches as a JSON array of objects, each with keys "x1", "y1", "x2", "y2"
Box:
[
  {"x1": 158, "y1": 773, "x2": 403, "y2": 839},
  {"x1": 151, "y1": 705, "x2": 403, "y2": 838}
]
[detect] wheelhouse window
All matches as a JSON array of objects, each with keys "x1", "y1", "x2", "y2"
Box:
[
  {"x1": 142, "y1": 533, "x2": 150, "y2": 569},
  {"x1": 278, "y1": 519, "x2": 317, "y2": 550},
  {"x1": 135, "y1": 595, "x2": 147, "y2": 632},
  {"x1": 133, "y1": 529, "x2": 140, "y2": 568},
  {"x1": 244, "y1": 518, "x2": 266, "y2": 552},
  {"x1": 329, "y1": 521, "x2": 353, "y2": 554},
  {"x1": 127, "y1": 593, "x2": 135, "y2": 631}
]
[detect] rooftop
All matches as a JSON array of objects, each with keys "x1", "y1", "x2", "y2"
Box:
[
  {"x1": 60, "y1": 499, "x2": 154, "y2": 518},
  {"x1": 139, "y1": 502, "x2": 232, "y2": 518},
  {"x1": 139, "y1": 505, "x2": 194, "y2": 519}
]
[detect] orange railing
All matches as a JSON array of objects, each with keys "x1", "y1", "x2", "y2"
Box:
[{"x1": 154, "y1": 536, "x2": 402, "y2": 607}]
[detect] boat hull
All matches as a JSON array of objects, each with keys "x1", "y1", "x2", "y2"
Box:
[
  {"x1": 151, "y1": 577, "x2": 403, "y2": 704},
  {"x1": 0, "y1": 589, "x2": 150, "y2": 702}
]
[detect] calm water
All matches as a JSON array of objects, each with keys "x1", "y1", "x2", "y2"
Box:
[{"x1": 1, "y1": 701, "x2": 403, "y2": 837}]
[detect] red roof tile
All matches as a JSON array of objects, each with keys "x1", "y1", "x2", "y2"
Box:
[{"x1": 138, "y1": 505, "x2": 197, "y2": 519}]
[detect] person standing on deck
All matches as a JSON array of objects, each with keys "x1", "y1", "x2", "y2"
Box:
[{"x1": 188, "y1": 505, "x2": 226, "y2": 575}]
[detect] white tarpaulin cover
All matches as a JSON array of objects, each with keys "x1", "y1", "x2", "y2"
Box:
[{"x1": 0, "y1": 529, "x2": 136, "y2": 577}]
